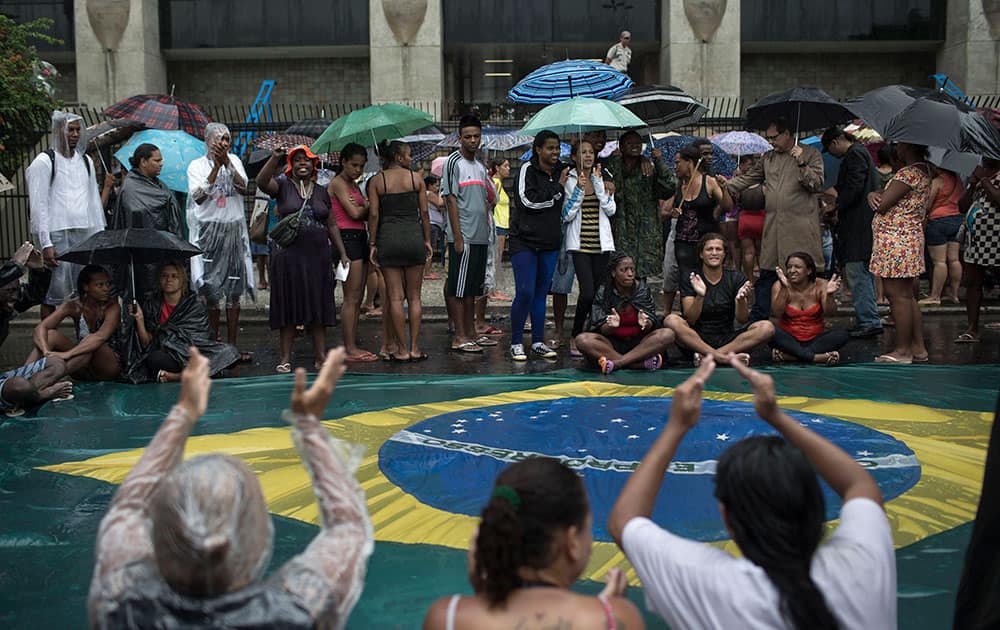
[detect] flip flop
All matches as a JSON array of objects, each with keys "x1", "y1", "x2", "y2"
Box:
[
  {"x1": 4, "y1": 407, "x2": 25, "y2": 417},
  {"x1": 598, "y1": 356, "x2": 616, "y2": 375},
  {"x1": 475, "y1": 336, "x2": 499, "y2": 347},
  {"x1": 452, "y1": 341, "x2": 483, "y2": 353},
  {"x1": 569, "y1": 347, "x2": 583, "y2": 358},
  {"x1": 52, "y1": 393, "x2": 75, "y2": 402},
  {"x1": 480, "y1": 326, "x2": 504, "y2": 335},
  {"x1": 955, "y1": 333, "x2": 981, "y2": 343},
  {"x1": 275, "y1": 362, "x2": 292, "y2": 373},
  {"x1": 345, "y1": 352, "x2": 379, "y2": 363},
  {"x1": 824, "y1": 351, "x2": 840, "y2": 367},
  {"x1": 643, "y1": 354, "x2": 662, "y2": 371},
  {"x1": 874, "y1": 354, "x2": 911, "y2": 364},
  {"x1": 386, "y1": 353, "x2": 411, "y2": 363},
  {"x1": 911, "y1": 354, "x2": 929, "y2": 363},
  {"x1": 410, "y1": 353, "x2": 429, "y2": 362},
  {"x1": 771, "y1": 348, "x2": 784, "y2": 363},
  {"x1": 984, "y1": 322, "x2": 1000, "y2": 330}
]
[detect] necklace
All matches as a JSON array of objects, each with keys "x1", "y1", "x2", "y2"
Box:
[{"x1": 296, "y1": 179, "x2": 314, "y2": 200}]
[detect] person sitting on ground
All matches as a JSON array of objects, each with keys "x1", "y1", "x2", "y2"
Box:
[
  {"x1": 126, "y1": 263, "x2": 240, "y2": 383},
  {"x1": 27, "y1": 265, "x2": 122, "y2": 381},
  {"x1": 575, "y1": 252, "x2": 675, "y2": 374},
  {"x1": 608, "y1": 355, "x2": 896, "y2": 630},
  {"x1": 0, "y1": 241, "x2": 51, "y2": 349},
  {"x1": 423, "y1": 457, "x2": 644, "y2": 630},
  {"x1": 666, "y1": 233, "x2": 774, "y2": 365},
  {"x1": 0, "y1": 353, "x2": 73, "y2": 417},
  {"x1": 88, "y1": 348, "x2": 373, "y2": 628},
  {"x1": 770, "y1": 252, "x2": 849, "y2": 366}
]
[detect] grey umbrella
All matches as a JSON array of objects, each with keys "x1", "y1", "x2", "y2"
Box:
[
  {"x1": 846, "y1": 86, "x2": 962, "y2": 151},
  {"x1": 745, "y1": 87, "x2": 853, "y2": 135}
]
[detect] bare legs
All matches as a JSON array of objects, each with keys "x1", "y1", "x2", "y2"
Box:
[
  {"x1": 26, "y1": 330, "x2": 120, "y2": 380},
  {"x1": 341, "y1": 258, "x2": 370, "y2": 357},
  {"x1": 740, "y1": 238, "x2": 759, "y2": 286},
  {"x1": 550, "y1": 293, "x2": 568, "y2": 347},
  {"x1": 665, "y1": 314, "x2": 775, "y2": 363},
  {"x1": 880, "y1": 277, "x2": 927, "y2": 361},
  {"x1": 382, "y1": 265, "x2": 425, "y2": 360},
  {"x1": 922, "y1": 243, "x2": 962, "y2": 304},
  {"x1": 575, "y1": 329, "x2": 675, "y2": 369}
]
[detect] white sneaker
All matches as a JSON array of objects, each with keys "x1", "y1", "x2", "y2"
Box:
[
  {"x1": 531, "y1": 342, "x2": 558, "y2": 359},
  {"x1": 510, "y1": 344, "x2": 528, "y2": 361}
]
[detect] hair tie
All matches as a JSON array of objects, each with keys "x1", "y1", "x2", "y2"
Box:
[{"x1": 491, "y1": 485, "x2": 521, "y2": 511}]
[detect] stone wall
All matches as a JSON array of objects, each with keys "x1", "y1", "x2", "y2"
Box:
[
  {"x1": 166, "y1": 58, "x2": 371, "y2": 107},
  {"x1": 740, "y1": 51, "x2": 937, "y2": 101}
]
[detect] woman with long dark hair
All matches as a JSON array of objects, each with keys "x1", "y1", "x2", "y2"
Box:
[
  {"x1": 424, "y1": 457, "x2": 644, "y2": 629},
  {"x1": 770, "y1": 251, "x2": 849, "y2": 365},
  {"x1": 609, "y1": 355, "x2": 895, "y2": 630}
]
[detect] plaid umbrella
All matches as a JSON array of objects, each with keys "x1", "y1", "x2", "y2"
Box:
[
  {"x1": 616, "y1": 85, "x2": 708, "y2": 131},
  {"x1": 105, "y1": 94, "x2": 211, "y2": 139},
  {"x1": 509, "y1": 59, "x2": 633, "y2": 103}
]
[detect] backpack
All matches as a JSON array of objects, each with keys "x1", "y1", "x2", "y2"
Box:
[{"x1": 43, "y1": 148, "x2": 91, "y2": 185}]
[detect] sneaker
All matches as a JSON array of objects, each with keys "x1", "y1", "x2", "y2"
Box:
[
  {"x1": 510, "y1": 344, "x2": 528, "y2": 361},
  {"x1": 531, "y1": 342, "x2": 558, "y2": 359}
]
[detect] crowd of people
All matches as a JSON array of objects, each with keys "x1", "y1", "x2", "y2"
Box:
[{"x1": 2, "y1": 109, "x2": 999, "y2": 414}]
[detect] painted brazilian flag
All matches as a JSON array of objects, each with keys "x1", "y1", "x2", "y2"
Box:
[{"x1": 1, "y1": 364, "x2": 995, "y2": 628}]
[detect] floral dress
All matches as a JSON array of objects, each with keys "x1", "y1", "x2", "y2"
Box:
[
  {"x1": 870, "y1": 164, "x2": 930, "y2": 279},
  {"x1": 962, "y1": 171, "x2": 1000, "y2": 267}
]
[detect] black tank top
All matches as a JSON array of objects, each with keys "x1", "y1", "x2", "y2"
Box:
[{"x1": 674, "y1": 175, "x2": 717, "y2": 242}]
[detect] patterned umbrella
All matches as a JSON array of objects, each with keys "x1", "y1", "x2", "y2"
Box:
[
  {"x1": 438, "y1": 126, "x2": 534, "y2": 152},
  {"x1": 509, "y1": 59, "x2": 633, "y2": 104},
  {"x1": 83, "y1": 118, "x2": 144, "y2": 150},
  {"x1": 114, "y1": 129, "x2": 206, "y2": 192},
  {"x1": 285, "y1": 119, "x2": 333, "y2": 136},
  {"x1": 642, "y1": 135, "x2": 737, "y2": 177},
  {"x1": 104, "y1": 94, "x2": 211, "y2": 139},
  {"x1": 616, "y1": 85, "x2": 708, "y2": 131},
  {"x1": 710, "y1": 131, "x2": 772, "y2": 156},
  {"x1": 252, "y1": 133, "x2": 317, "y2": 151}
]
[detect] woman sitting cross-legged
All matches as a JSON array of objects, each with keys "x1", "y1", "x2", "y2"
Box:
[
  {"x1": 666, "y1": 233, "x2": 774, "y2": 366},
  {"x1": 126, "y1": 262, "x2": 241, "y2": 383},
  {"x1": 27, "y1": 264, "x2": 122, "y2": 381},
  {"x1": 575, "y1": 252, "x2": 675, "y2": 374},
  {"x1": 770, "y1": 252, "x2": 849, "y2": 366},
  {"x1": 423, "y1": 457, "x2": 644, "y2": 630}
]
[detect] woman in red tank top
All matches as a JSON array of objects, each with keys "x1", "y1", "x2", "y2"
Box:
[{"x1": 770, "y1": 252, "x2": 849, "y2": 365}]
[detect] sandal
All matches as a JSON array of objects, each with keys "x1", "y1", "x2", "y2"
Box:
[
  {"x1": 875, "y1": 354, "x2": 911, "y2": 364},
  {"x1": 157, "y1": 369, "x2": 170, "y2": 383},
  {"x1": 452, "y1": 341, "x2": 483, "y2": 353},
  {"x1": 643, "y1": 354, "x2": 662, "y2": 371},
  {"x1": 598, "y1": 356, "x2": 616, "y2": 375},
  {"x1": 410, "y1": 352, "x2": 429, "y2": 362},
  {"x1": 475, "y1": 335, "x2": 499, "y2": 347},
  {"x1": 275, "y1": 362, "x2": 292, "y2": 373},
  {"x1": 345, "y1": 351, "x2": 379, "y2": 363},
  {"x1": 480, "y1": 326, "x2": 504, "y2": 335},
  {"x1": 912, "y1": 354, "x2": 929, "y2": 363},
  {"x1": 771, "y1": 348, "x2": 784, "y2": 363},
  {"x1": 955, "y1": 332, "x2": 980, "y2": 343},
  {"x1": 824, "y1": 351, "x2": 840, "y2": 367}
]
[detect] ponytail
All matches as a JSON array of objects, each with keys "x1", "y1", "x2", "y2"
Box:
[
  {"x1": 715, "y1": 436, "x2": 839, "y2": 630},
  {"x1": 474, "y1": 493, "x2": 524, "y2": 605}
]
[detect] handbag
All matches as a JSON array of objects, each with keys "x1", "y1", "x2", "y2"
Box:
[
  {"x1": 249, "y1": 197, "x2": 270, "y2": 245},
  {"x1": 268, "y1": 194, "x2": 309, "y2": 248}
]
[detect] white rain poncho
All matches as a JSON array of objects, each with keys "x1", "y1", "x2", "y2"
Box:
[{"x1": 186, "y1": 123, "x2": 255, "y2": 302}]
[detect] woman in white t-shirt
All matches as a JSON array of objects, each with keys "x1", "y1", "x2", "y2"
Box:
[{"x1": 608, "y1": 355, "x2": 896, "y2": 630}]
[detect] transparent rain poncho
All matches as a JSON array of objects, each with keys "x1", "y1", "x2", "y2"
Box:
[
  {"x1": 87, "y1": 405, "x2": 373, "y2": 629},
  {"x1": 186, "y1": 123, "x2": 255, "y2": 303},
  {"x1": 51, "y1": 110, "x2": 84, "y2": 158}
]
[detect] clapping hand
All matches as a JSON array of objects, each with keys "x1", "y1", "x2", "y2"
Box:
[
  {"x1": 735, "y1": 281, "x2": 753, "y2": 303},
  {"x1": 689, "y1": 272, "x2": 707, "y2": 297},
  {"x1": 825, "y1": 273, "x2": 842, "y2": 295},
  {"x1": 730, "y1": 355, "x2": 779, "y2": 422},
  {"x1": 600, "y1": 567, "x2": 629, "y2": 599},
  {"x1": 291, "y1": 347, "x2": 347, "y2": 418},
  {"x1": 605, "y1": 308, "x2": 621, "y2": 328},
  {"x1": 667, "y1": 355, "x2": 716, "y2": 430},
  {"x1": 775, "y1": 266, "x2": 789, "y2": 288},
  {"x1": 178, "y1": 347, "x2": 212, "y2": 418},
  {"x1": 638, "y1": 310, "x2": 652, "y2": 331}
]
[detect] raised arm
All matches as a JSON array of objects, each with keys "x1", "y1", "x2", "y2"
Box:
[
  {"x1": 255, "y1": 149, "x2": 285, "y2": 198},
  {"x1": 88, "y1": 350, "x2": 211, "y2": 616},
  {"x1": 608, "y1": 357, "x2": 717, "y2": 545},
  {"x1": 730, "y1": 357, "x2": 883, "y2": 506},
  {"x1": 272, "y1": 349, "x2": 373, "y2": 627},
  {"x1": 726, "y1": 158, "x2": 765, "y2": 195}
]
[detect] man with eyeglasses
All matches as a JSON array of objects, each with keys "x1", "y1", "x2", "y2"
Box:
[
  {"x1": 727, "y1": 117, "x2": 826, "y2": 322},
  {"x1": 604, "y1": 31, "x2": 632, "y2": 74}
]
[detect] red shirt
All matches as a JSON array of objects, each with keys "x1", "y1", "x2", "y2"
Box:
[
  {"x1": 610, "y1": 305, "x2": 642, "y2": 339},
  {"x1": 159, "y1": 301, "x2": 176, "y2": 325}
]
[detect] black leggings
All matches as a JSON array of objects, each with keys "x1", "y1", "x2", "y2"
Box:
[
  {"x1": 771, "y1": 327, "x2": 849, "y2": 362},
  {"x1": 675, "y1": 240, "x2": 699, "y2": 283},
  {"x1": 571, "y1": 252, "x2": 609, "y2": 337},
  {"x1": 146, "y1": 349, "x2": 183, "y2": 378}
]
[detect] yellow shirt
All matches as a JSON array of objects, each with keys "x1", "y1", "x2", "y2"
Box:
[{"x1": 492, "y1": 177, "x2": 510, "y2": 229}]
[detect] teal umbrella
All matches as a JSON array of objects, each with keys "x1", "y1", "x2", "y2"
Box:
[
  {"x1": 519, "y1": 96, "x2": 646, "y2": 136},
  {"x1": 310, "y1": 103, "x2": 434, "y2": 154},
  {"x1": 114, "y1": 129, "x2": 205, "y2": 193}
]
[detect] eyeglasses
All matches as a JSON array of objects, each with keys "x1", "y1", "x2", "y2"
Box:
[{"x1": 765, "y1": 133, "x2": 781, "y2": 141}]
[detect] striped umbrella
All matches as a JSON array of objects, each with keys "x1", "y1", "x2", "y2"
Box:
[
  {"x1": 508, "y1": 59, "x2": 633, "y2": 104},
  {"x1": 616, "y1": 85, "x2": 708, "y2": 131}
]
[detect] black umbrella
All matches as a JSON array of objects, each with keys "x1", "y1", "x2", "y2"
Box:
[
  {"x1": 745, "y1": 87, "x2": 853, "y2": 135},
  {"x1": 615, "y1": 85, "x2": 708, "y2": 131},
  {"x1": 59, "y1": 228, "x2": 201, "y2": 300},
  {"x1": 284, "y1": 118, "x2": 333, "y2": 136},
  {"x1": 845, "y1": 86, "x2": 962, "y2": 151}
]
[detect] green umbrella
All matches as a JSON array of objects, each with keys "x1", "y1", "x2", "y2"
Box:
[
  {"x1": 310, "y1": 103, "x2": 434, "y2": 153},
  {"x1": 519, "y1": 96, "x2": 646, "y2": 136}
]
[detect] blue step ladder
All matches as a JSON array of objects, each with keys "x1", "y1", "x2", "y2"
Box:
[
  {"x1": 233, "y1": 80, "x2": 276, "y2": 157},
  {"x1": 930, "y1": 74, "x2": 974, "y2": 106}
]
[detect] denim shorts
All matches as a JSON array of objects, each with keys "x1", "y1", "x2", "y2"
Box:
[{"x1": 926, "y1": 214, "x2": 963, "y2": 247}]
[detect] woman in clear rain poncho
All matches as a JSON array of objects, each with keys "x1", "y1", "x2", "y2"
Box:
[
  {"x1": 87, "y1": 348, "x2": 373, "y2": 629},
  {"x1": 186, "y1": 123, "x2": 255, "y2": 355}
]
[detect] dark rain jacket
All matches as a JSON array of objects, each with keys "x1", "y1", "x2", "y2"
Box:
[
  {"x1": 588, "y1": 278, "x2": 662, "y2": 334},
  {"x1": 0, "y1": 262, "x2": 51, "y2": 348},
  {"x1": 833, "y1": 143, "x2": 879, "y2": 264}
]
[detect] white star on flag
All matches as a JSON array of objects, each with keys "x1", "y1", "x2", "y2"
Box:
[
  {"x1": 610, "y1": 418, "x2": 625, "y2": 423},
  {"x1": 596, "y1": 429, "x2": 608, "y2": 434},
  {"x1": 452, "y1": 429, "x2": 467, "y2": 434},
  {"x1": 856, "y1": 450, "x2": 873, "y2": 457},
  {"x1": 627, "y1": 435, "x2": 639, "y2": 440},
  {"x1": 715, "y1": 433, "x2": 730, "y2": 441}
]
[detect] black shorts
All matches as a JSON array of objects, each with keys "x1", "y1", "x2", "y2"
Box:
[
  {"x1": 446, "y1": 243, "x2": 488, "y2": 298},
  {"x1": 341, "y1": 229, "x2": 369, "y2": 262}
]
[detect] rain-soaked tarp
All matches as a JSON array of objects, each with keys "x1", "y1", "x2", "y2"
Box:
[{"x1": 1, "y1": 364, "x2": 996, "y2": 628}]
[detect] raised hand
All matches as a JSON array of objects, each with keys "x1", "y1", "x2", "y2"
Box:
[
  {"x1": 689, "y1": 272, "x2": 707, "y2": 297},
  {"x1": 825, "y1": 273, "x2": 842, "y2": 295},
  {"x1": 736, "y1": 281, "x2": 753, "y2": 303},
  {"x1": 638, "y1": 309, "x2": 652, "y2": 330},
  {"x1": 729, "y1": 354, "x2": 778, "y2": 422},
  {"x1": 667, "y1": 354, "x2": 716, "y2": 430},
  {"x1": 775, "y1": 266, "x2": 789, "y2": 288},
  {"x1": 12, "y1": 241, "x2": 34, "y2": 266},
  {"x1": 178, "y1": 347, "x2": 211, "y2": 418},
  {"x1": 271, "y1": 147, "x2": 287, "y2": 162},
  {"x1": 606, "y1": 308, "x2": 621, "y2": 328},
  {"x1": 600, "y1": 567, "x2": 628, "y2": 599},
  {"x1": 291, "y1": 347, "x2": 347, "y2": 417},
  {"x1": 559, "y1": 167, "x2": 570, "y2": 186}
]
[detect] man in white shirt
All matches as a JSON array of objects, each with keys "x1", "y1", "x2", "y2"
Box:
[
  {"x1": 608, "y1": 356, "x2": 897, "y2": 630},
  {"x1": 604, "y1": 31, "x2": 632, "y2": 74},
  {"x1": 26, "y1": 111, "x2": 106, "y2": 317},
  {"x1": 186, "y1": 123, "x2": 254, "y2": 354}
]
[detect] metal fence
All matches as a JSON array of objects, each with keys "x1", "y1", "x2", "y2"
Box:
[{"x1": 3, "y1": 95, "x2": 998, "y2": 258}]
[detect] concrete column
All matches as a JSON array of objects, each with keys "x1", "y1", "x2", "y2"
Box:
[
  {"x1": 659, "y1": 0, "x2": 740, "y2": 99},
  {"x1": 369, "y1": 0, "x2": 444, "y2": 120},
  {"x1": 937, "y1": 0, "x2": 1000, "y2": 95},
  {"x1": 75, "y1": 0, "x2": 167, "y2": 107}
]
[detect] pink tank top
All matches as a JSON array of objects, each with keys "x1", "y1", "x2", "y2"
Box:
[{"x1": 331, "y1": 185, "x2": 367, "y2": 230}]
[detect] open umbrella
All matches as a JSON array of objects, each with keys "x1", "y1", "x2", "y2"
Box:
[
  {"x1": 59, "y1": 228, "x2": 201, "y2": 300},
  {"x1": 114, "y1": 129, "x2": 205, "y2": 193},
  {"x1": 643, "y1": 135, "x2": 738, "y2": 177},
  {"x1": 519, "y1": 142, "x2": 572, "y2": 162},
  {"x1": 252, "y1": 133, "x2": 316, "y2": 151},
  {"x1": 746, "y1": 87, "x2": 853, "y2": 135},
  {"x1": 311, "y1": 104, "x2": 434, "y2": 154},
  {"x1": 509, "y1": 59, "x2": 633, "y2": 103},
  {"x1": 519, "y1": 96, "x2": 645, "y2": 136},
  {"x1": 845, "y1": 86, "x2": 962, "y2": 151},
  {"x1": 83, "y1": 118, "x2": 143, "y2": 151},
  {"x1": 616, "y1": 85, "x2": 708, "y2": 131},
  {"x1": 710, "y1": 131, "x2": 771, "y2": 156},
  {"x1": 105, "y1": 94, "x2": 211, "y2": 139},
  {"x1": 285, "y1": 119, "x2": 333, "y2": 137},
  {"x1": 438, "y1": 126, "x2": 534, "y2": 152}
]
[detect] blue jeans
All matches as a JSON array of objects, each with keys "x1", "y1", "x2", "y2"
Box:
[
  {"x1": 750, "y1": 268, "x2": 777, "y2": 322},
  {"x1": 510, "y1": 250, "x2": 559, "y2": 345},
  {"x1": 843, "y1": 260, "x2": 880, "y2": 329}
]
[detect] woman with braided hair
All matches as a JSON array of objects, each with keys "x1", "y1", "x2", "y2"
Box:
[
  {"x1": 423, "y1": 457, "x2": 643, "y2": 629},
  {"x1": 575, "y1": 252, "x2": 675, "y2": 374}
]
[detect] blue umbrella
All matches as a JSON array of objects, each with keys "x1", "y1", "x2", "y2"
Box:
[
  {"x1": 438, "y1": 126, "x2": 534, "y2": 151},
  {"x1": 642, "y1": 135, "x2": 738, "y2": 178},
  {"x1": 114, "y1": 129, "x2": 205, "y2": 192},
  {"x1": 509, "y1": 59, "x2": 633, "y2": 104},
  {"x1": 519, "y1": 142, "x2": 572, "y2": 162},
  {"x1": 800, "y1": 136, "x2": 841, "y2": 189}
]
